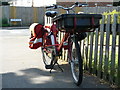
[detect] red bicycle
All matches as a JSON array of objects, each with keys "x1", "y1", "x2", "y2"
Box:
[{"x1": 41, "y1": 2, "x2": 102, "y2": 86}]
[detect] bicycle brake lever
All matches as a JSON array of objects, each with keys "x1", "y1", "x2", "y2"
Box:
[
  {"x1": 75, "y1": 2, "x2": 88, "y2": 7},
  {"x1": 80, "y1": 4, "x2": 88, "y2": 7},
  {"x1": 53, "y1": 4, "x2": 57, "y2": 9}
]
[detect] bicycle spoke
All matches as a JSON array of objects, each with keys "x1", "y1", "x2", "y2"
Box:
[{"x1": 41, "y1": 48, "x2": 53, "y2": 66}]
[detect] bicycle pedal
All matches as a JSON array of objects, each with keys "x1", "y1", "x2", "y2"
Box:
[{"x1": 45, "y1": 65, "x2": 53, "y2": 69}]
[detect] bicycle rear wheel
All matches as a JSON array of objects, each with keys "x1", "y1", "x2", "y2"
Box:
[
  {"x1": 68, "y1": 35, "x2": 83, "y2": 86},
  {"x1": 41, "y1": 47, "x2": 56, "y2": 69}
]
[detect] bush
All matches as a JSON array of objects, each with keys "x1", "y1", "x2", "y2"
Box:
[
  {"x1": 1, "y1": 18, "x2": 10, "y2": 27},
  {"x1": 102, "y1": 10, "x2": 120, "y2": 24}
]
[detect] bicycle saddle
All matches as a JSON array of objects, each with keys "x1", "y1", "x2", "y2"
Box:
[{"x1": 45, "y1": 11, "x2": 58, "y2": 18}]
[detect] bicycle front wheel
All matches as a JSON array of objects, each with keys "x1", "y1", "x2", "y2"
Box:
[{"x1": 68, "y1": 35, "x2": 83, "y2": 86}]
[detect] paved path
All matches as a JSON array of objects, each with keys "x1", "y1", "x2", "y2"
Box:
[{"x1": 0, "y1": 27, "x2": 111, "y2": 88}]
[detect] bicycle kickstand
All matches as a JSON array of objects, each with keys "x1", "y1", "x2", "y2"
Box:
[
  {"x1": 56, "y1": 62, "x2": 63, "y2": 72},
  {"x1": 50, "y1": 61, "x2": 63, "y2": 73}
]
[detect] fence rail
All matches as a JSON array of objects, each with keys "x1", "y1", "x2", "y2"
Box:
[{"x1": 82, "y1": 7, "x2": 119, "y2": 14}]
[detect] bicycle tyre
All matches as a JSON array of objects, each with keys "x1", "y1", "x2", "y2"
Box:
[
  {"x1": 68, "y1": 35, "x2": 83, "y2": 86},
  {"x1": 41, "y1": 47, "x2": 55, "y2": 69}
]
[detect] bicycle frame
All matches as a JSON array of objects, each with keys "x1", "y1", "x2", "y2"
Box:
[
  {"x1": 43, "y1": 3, "x2": 84, "y2": 57},
  {"x1": 43, "y1": 23, "x2": 70, "y2": 56}
]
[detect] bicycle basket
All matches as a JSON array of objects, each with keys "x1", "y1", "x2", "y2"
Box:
[{"x1": 53, "y1": 14, "x2": 102, "y2": 32}]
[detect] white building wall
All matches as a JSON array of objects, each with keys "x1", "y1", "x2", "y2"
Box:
[
  {"x1": 56, "y1": 0, "x2": 113, "y2": 2},
  {"x1": 8, "y1": 0, "x2": 56, "y2": 7}
]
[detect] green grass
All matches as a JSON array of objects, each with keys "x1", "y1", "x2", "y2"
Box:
[{"x1": 82, "y1": 32, "x2": 119, "y2": 82}]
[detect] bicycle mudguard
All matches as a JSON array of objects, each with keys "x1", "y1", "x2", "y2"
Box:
[{"x1": 77, "y1": 32, "x2": 87, "y2": 41}]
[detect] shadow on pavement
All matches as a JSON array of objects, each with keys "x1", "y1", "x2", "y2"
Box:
[{"x1": 2, "y1": 63, "x2": 111, "y2": 88}]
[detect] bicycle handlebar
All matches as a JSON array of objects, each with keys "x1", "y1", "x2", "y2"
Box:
[
  {"x1": 46, "y1": 4, "x2": 57, "y2": 9},
  {"x1": 46, "y1": 2, "x2": 88, "y2": 10},
  {"x1": 45, "y1": 5, "x2": 54, "y2": 9}
]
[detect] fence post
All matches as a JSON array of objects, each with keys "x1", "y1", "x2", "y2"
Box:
[
  {"x1": 117, "y1": 24, "x2": 120, "y2": 87},
  {"x1": 59, "y1": 32, "x2": 63, "y2": 60},
  {"x1": 93, "y1": 28, "x2": 99, "y2": 75},
  {"x1": 117, "y1": 6, "x2": 120, "y2": 87},
  {"x1": 81, "y1": 40, "x2": 85, "y2": 57},
  {"x1": 110, "y1": 14, "x2": 117, "y2": 84},
  {"x1": 10, "y1": 6, "x2": 16, "y2": 25},
  {"x1": 33, "y1": 7, "x2": 38, "y2": 23},
  {"x1": 58, "y1": 31, "x2": 61, "y2": 60},
  {"x1": 88, "y1": 32, "x2": 94, "y2": 73},
  {"x1": 98, "y1": 15, "x2": 105, "y2": 78},
  {"x1": 62, "y1": 33, "x2": 65, "y2": 60},
  {"x1": 64, "y1": 50, "x2": 68, "y2": 61},
  {"x1": 84, "y1": 33, "x2": 90, "y2": 70},
  {"x1": 103, "y1": 15, "x2": 111, "y2": 80}
]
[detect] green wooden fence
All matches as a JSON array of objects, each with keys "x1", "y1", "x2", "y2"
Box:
[{"x1": 59, "y1": 14, "x2": 120, "y2": 87}]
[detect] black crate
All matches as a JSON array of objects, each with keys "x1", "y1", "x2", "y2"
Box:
[{"x1": 53, "y1": 14, "x2": 102, "y2": 32}]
